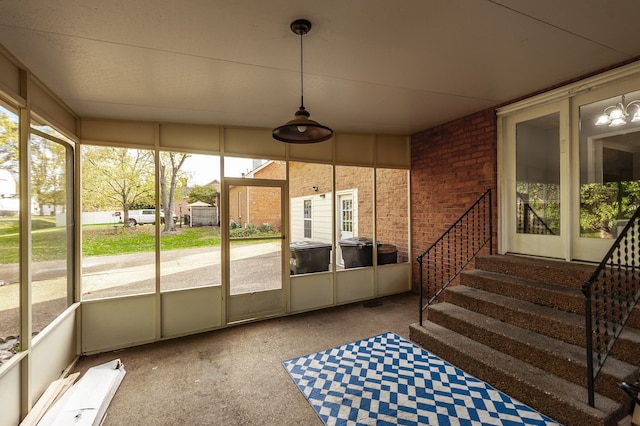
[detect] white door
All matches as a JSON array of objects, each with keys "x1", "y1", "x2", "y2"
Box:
[
  {"x1": 501, "y1": 99, "x2": 569, "y2": 259},
  {"x1": 571, "y1": 86, "x2": 640, "y2": 262},
  {"x1": 337, "y1": 192, "x2": 354, "y2": 267},
  {"x1": 224, "y1": 179, "x2": 286, "y2": 324},
  {"x1": 502, "y1": 85, "x2": 640, "y2": 263}
]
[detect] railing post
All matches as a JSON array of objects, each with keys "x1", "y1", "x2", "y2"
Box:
[
  {"x1": 418, "y1": 255, "x2": 423, "y2": 326},
  {"x1": 583, "y1": 283, "x2": 595, "y2": 407},
  {"x1": 489, "y1": 189, "x2": 493, "y2": 255}
]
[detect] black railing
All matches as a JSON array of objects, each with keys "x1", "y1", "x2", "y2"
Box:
[
  {"x1": 516, "y1": 196, "x2": 555, "y2": 235},
  {"x1": 583, "y1": 206, "x2": 640, "y2": 407},
  {"x1": 417, "y1": 189, "x2": 493, "y2": 326}
]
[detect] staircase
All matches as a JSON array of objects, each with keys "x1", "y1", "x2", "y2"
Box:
[{"x1": 410, "y1": 254, "x2": 640, "y2": 426}]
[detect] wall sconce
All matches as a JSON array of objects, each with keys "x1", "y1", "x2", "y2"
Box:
[
  {"x1": 319, "y1": 194, "x2": 326, "y2": 199},
  {"x1": 312, "y1": 186, "x2": 318, "y2": 192}
]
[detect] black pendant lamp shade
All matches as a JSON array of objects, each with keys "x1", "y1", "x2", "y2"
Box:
[
  {"x1": 272, "y1": 19, "x2": 333, "y2": 143},
  {"x1": 272, "y1": 105, "x2": 333, "y2": 143}
]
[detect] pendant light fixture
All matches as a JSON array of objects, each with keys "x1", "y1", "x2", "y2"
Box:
[
  {"x1": 595, "y1": 95, "x2": 640, "y2": 127},
  {"x1": 272, "y1": 19, "x2": 333, "y2": 143}
]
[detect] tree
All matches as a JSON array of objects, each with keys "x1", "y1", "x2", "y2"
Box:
[
  {"x1": 160, "y1": 152, "x2": 189, "y2": 232},
  {"x1": 0, "y1": 111, "x2": 19, "y2": 184},
  {"x1": 82, "y1": 146, "x2": 154, "y2": 226},
  {"x1": 187, "y1": 184, "x2": 218, "y2": 206},
  {"x1": 30, "y1": 136, "x2": 67, "y2": 216}
]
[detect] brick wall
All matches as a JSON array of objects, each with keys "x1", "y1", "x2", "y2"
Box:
[
  {"x1": 289, "y1": 162, "x2": 332, "y2": 197},
  {"x1": 242, "y1": 162, "x2": 285, "y2": 230},
  {"x1": 376, "y1": 168, "x2": 409, "y2": 262},
  {"x1": 411, "y1": 108, "x2": 498, "y2": 290},
  {"x1": 335, "y1": 165, "x2": 374, "y2": 239},
  {"x1": 228, "y1": 185, "x2": 246, "y2": 226}
]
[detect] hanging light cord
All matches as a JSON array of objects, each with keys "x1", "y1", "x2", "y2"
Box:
[{"x1": 299, "y1": 31, "x2": 305, "y2": 109}]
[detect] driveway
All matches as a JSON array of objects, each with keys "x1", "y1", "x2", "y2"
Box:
[{"x1": 0, "y1": 242, "x2": 282, "y2": 337}]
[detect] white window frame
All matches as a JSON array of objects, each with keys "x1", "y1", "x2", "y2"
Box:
[{"x1": 303, "y1": 198, "x2": 312, "y2": 239}]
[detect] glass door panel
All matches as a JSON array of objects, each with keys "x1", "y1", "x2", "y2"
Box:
[
  {"x1": 225, "y1": 180, "x2": 285, "y2": 323},
  {"x1": 503, "y1": 101, "x2": 567, "y2": 259},
  {"x1": 516, "y1": 113, "x2": 561, "y2": 236},
  {"x1": 575, "y1": 89, "x2": 640, "y2": 261}
]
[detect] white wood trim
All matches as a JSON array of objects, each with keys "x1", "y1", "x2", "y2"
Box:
[{"x1": 497, "y1": 61, "x2": 640, "y2": 117}]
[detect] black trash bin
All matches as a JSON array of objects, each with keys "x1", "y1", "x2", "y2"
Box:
[
  {"x1": 377, "y1": 244, "x2": 398, "y2": 265},
  {"x1": 290, "y1": 241, "x2": 332, "y2": 274},
  {"x1": 339, "y1": 237, "x2": 379, "y2": 268}
]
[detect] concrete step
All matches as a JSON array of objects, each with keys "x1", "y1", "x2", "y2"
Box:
[
  {"x1": 474, "y1": 254, "x2": 595, "y2": 289},
  {"x1": 409, "y1": 321, "x2": 629, "y2": 426},
  {"x1": 461, "y1": 267, "x2": 640, "y2": 330},
  {"x1": 443, "y1": 285, "x2": 640, "y2": 366},
  {"x1": 426, "y1": 302, "x2": 639, "y2": 403},
  {"x1": 445, "y1": 284, "x2": 587, "y2": 345},
  {"x1": 461, "y1": 268, "x2": 584, "y2": 314}
]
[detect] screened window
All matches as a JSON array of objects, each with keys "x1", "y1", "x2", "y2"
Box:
[
  {"x1": 335, "y1": 166, "x2": 373, "y2": 269},
  {"x1": 289, "y1": 162, "x2": 333, "y2": 275},
  {"x1": 0, "y1": 103, "x2": 20, "y2": 363},
  {"x1": 30, "y1": 127, "x2": 73, "y2": 330},
  {"x1": 81, "y1": 145, "x2": 155, "y2": 300},
  {"x1": 376, "y1": 168, "x2": 409, "y2": 264},
  {"x1": 160, "y1": 152, "x2": 221, "y2": 291}
]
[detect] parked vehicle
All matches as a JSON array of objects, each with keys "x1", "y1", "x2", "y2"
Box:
[
  {"x1": 125, "y1": 209, "x2": 177, "y2": 226},
  {"x1": 126, "y1": 209, "x2": 157, "y2": 226}
]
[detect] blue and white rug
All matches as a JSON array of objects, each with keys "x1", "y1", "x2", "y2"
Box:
[{"x1": 282, "y1": 331, "x2": 560, "y2": 425}]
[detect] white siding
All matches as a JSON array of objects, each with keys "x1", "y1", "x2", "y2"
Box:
[{"x1": 291, "y1": 194, "x2": 332, "y2": 243}]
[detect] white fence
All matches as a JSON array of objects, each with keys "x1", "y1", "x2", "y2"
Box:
[{"x1": 57, "y1": 211, "x2": 122, "y2": 227}]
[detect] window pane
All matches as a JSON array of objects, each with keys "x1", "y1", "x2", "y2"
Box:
[
  {"x1": 376, "y1": 168, "x2": 409, "y2": 264},
  {"x1": 303, "y1": 199, "x2": 312, "y2": 238},
  {"x1": 289, "y1": 162, "x2": 333, "y2": 275},
  {"x1": 579, "y1": 90, "x2": 640, "y2": 238},
  {"x1": 515, "y1": 113, "x2": 560, "y2": 235},
  {"x1": 0, "y1": 104, "x2": 20, "y2": 365},
  {"x1": 336, "y1": 166, "x2": 373, "y2": 269},
  {"x1": 160, "y1": 153, "x2": 221, "y2": 291},
  {"x1": 81, "y1": 146, "x2": 155, "y2": 299},
  {"x1": 30, "y1": 132, "x2": 72, "y2": 331}
]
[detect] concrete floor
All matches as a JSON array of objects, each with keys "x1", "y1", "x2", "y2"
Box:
[{"x1": 71, "y1": 291, "x2": 418, "y2": 426}]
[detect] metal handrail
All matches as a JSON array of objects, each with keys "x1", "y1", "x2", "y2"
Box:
[
  {"x1": 583, "y1": 206, "x2": 640, "y2": 407},
  {"x1": 516, "y1": 195, "x2": 556, "y2": 235},
  {"x1": 417, "y1": 189, "x2": 493, "y2": 325}
]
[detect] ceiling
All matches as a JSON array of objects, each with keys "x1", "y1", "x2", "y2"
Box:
[{"x1": 0, "y1": 0, "x2": 639, "y2": 137}]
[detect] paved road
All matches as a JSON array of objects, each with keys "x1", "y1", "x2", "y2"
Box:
[{"x1": 0, "y1": 242, "x2": 282, "y2": 337}]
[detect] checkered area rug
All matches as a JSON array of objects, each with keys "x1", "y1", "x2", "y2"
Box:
[{"x1": 283, "y1": 332, "x2": 560, "y2": 425}]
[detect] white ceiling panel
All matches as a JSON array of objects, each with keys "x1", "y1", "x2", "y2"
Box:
[{"x1": 0, "y1": 0, "x2": 638, "y2": 135}]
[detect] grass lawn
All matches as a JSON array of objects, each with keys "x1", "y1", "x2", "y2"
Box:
[
  {"x1": 82, "y1": 225, "x2": 223, "y2": 256},
  {"x1": 0, "y1": 217, "x2": 223, "y2": 264},
  {"x1": 0, "y1": 217, "x2": 279, "y2": 264}
]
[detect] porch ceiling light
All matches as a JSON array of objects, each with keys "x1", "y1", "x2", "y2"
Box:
[
  {"x1": 595, "y1": 95, "x2": 640, "y2": 127},
  {"x1": 272, "y1": 19, "x2": 333, "y2": 144}
]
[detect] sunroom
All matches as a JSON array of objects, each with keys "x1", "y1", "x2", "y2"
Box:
[{"x1": 1, "y1": 1, "x2": 640, "y2": 424}]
